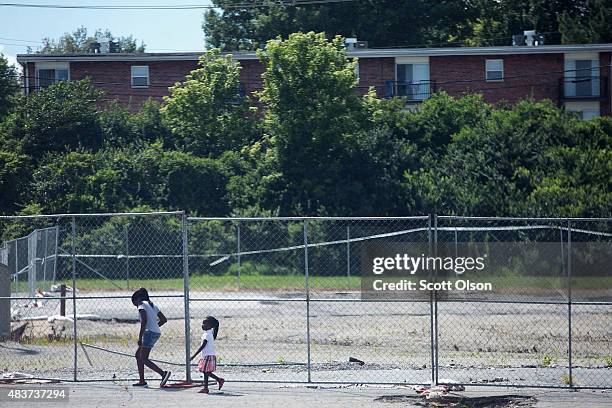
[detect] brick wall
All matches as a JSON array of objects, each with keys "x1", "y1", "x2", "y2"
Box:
[
  {"x1": 69, "y1": 59, "x2": 270, "y2": 110},
  {"x1": 356, "y1": 57, "x2": 395, "y2": 96},
  {"x1": 237, "y1": 57, "x2": 397, "y2": 98},
  {"x1": 430, "y1": 53, "x2": 565, "y2": 105},
  {"x1": 239, "y1": 59, "x2": 265, "y2": 97},
  {"x1": 24, "y1": 50, "x2": 609, "y2": 114},
  {"x1": 71, "y1": 60, "x2": 198, "y2": 110},
  {"x1": 26, "y1": 63, "x2": 36, "y2": 94}
]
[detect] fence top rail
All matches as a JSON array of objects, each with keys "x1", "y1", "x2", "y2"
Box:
[
  {"x1": 437, "y1": 216, "x2": 612, "y2": 222},
  {"x1": 188, "y1": 216, "x2": 430, "y2": 221},
  {"x1": 2, "y1": 213, "x2": 608, "y2": 222},
  {"x1": 0, "y1": 211, "x2": 184, "y2": 219}
]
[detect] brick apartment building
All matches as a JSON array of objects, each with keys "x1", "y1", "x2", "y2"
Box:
[{"x1": 17, "y1": 41, "x2": 612, "y2": 119}]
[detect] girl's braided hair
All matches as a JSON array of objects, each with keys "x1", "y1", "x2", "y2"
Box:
[
  {"x1": 131, "y1": 287, "x2": 154, "y2": 307},
  {"x1": 204, "y1": 316, "x2": 220, "y2": 339}
]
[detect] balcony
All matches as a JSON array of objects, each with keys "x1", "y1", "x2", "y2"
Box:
[
  {"x1": 560, "y1": 76, "x2": 608, "y2": 101},
  {"x1": 385, "y1": 80, "x2": 435, "y2": 102}
]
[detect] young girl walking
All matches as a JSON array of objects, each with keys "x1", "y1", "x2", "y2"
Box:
[
  {"x1": 190, "y1": 316, "x2": 225, "y2": 394},
  {"x1": 131, "y1": 287, "x2": 171, "y2": 387}
]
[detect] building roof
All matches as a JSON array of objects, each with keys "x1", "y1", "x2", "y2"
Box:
[{"x1": 16, "y1": 43, "x2": 612, "y2": 64}]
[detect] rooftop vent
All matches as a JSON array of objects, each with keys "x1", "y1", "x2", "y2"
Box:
[
  {"x1": 345, "y1": 38, "x2": 368, "y2": 50},
  {"x1": 513, "y1": 30, "x2": 545, "y2": 46},
  {"x1": 90, "y1": 35, "x2": 121, "y2": 53},
  {"x1": 88, "y1": 41, "x2": 101, "y2": 53}
]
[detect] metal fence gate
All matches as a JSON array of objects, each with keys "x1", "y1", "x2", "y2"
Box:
[{"x1": 0, "y1": 213, "x2": 610, "y2": 389}]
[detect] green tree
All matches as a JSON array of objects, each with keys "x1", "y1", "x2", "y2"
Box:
[
  {"x1": 402, "y1": 97, "x2": 612, "y2": 217},
  {"x1": 0, "y1": 54, "x2": 19, "y2": 120},
  {"x1": 130, "y1": 99, "x2": 171, "y2": 145},
  {"x1": 204, "y1": 0, "x2": 609, "y2": 49},
  {"x1": 559, "y1": 0, "x2": 612, "y2": 44},
  {"x1": 222, "y1": 137, "x2": 285, "y2": 214},
  {"x1": 155, "y1": 150, "x2": 230, "y2": 215},
  {"x1": 0, "y1": 148, "x2": 29, "y2": 214},
  {"x1": 29, "y1": 145, "x2": 232, "y2": 215},
  {"x1": 203, "y1": 0, "x2": 477, "y2": 50},
  {"x1": 258, "y1": 32, "x2": 369, "y2": 214},
  {"x1": 99, "y1": 98, "x2": 172, "y2": 147},
  {"x1": 525, "y1": 116, "x2": 612, "y2": 216},
  {"x1": 99, "y1": 100, "x2": 133, "y2": 147},
  {"x1": 3, "y1": 80, "x2": 103, "y2": 160},
  {"x1": 34, "y1": 26, "x2": 146, "y2": 53},
  {"x1": 161, "y1": 49, "x2": 258, "y2": 157},
  {"x1": 30, "y1": 150, "x2": 101, "y2": 213},
  {"x1": 30, "y1": 146, "x2": 163, "y2": 214},
  {"x1": 462, "y1": 0, "x2": 583, "y2": 46},
  {"x1": 402, "y1": 92, "x2": 491, "y2": 153}
]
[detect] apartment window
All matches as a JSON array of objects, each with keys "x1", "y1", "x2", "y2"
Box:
[
  {"x1": 37, "y1": 68, "x2": 69, "y2": 88},
  {"x1": 564, "y1": 59, "x2": 599, "y2": 97},
  {"x1": 395, "y1": 63, "x2": 430, "y2": 100},
  {"x1": 131, "y1": 66, "x2": 149, "y2": 88},
  {"x1": 485, "y1": 59, "x2": 504, "y2": 81}
]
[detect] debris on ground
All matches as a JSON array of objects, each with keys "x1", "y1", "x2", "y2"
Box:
[
  {"x1": 413, "y1": 381, "x2": 466, "y2": 397},
  {"x1": 50, "y1": 284, "x2": 74, "y2": 293},
  {"x1": 16, "y1": 314, "x2": 101, "y2": 322},
  {"x1": 438, "y1": 378, "x2": 466, "y2": 391},
  {"x1": 0, "y1": 372, "x2": 59, "y2": 384},
  {"x1": 349, "y1": 357, "x2": 365, "y2": 365},
  {"x1": 376, "y1": 393, "x2": 536, "y2": 407}
]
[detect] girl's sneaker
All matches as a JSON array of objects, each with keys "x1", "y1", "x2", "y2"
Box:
[
  {"x1": 198, "y1": 387, "x2": 209, "y2": 394},
  {"x1": 132, "y1": 382, "x2": 147, "y2": 387},
  {"x1": 160, "y1": 371, "x2": 171, "y2": 387},
  {"x1": 218, "y1": 378, "x2": 225, "y2": 390}
]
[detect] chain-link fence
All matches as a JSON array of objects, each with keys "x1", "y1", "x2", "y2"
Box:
[
  {"x1": 434, "y1": 216, "x2": 611, "y2": 389},
  {"x1": 0, "y1": 212, "x2": 188, "y2": 382},
  {"x1": 0, "y1": 214, "x2": 610, "y2": 389}
]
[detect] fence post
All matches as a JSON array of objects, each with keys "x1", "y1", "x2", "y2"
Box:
[
  {"x1": 237, "y1": 222, "x2": 241, "y2": 289},
  {"x1": 60, "y1": 284, "x2": 66, "y2": 317},
  {"x1": 304, "y1": 220, "x2": 312, "y2": 383},
  {"x1": 433, "y1": 214, "x2": 439, "y2": 385},
  {"x1": 43, "y1": 228, "x2": 49, "y2": 291},
  {"x1": 567, "y1": 220, "x2": 573, "y2": 388},
  {"x1": 14, "y1": 240, "x2": 18, "y2": 297},
  {"x1": 28, "y1": 232, "x2": 35, "y2": 297},
  {"x1": 428, "y1": 215, "x2": 435, "y2": 386},
  {"x1": 52, "y1": 226, "x2": 59, "y2": 285},
  {"x1": 124, "y1": 224, "x2": 130, "y2": 290},
  {"x1": 182, "y1": 213, "x2": 192, "y2": 383},
  {"x1": 346, "y1": 225, "x2": 351, "y2": 288},
  {"x1": 71, "y1": 217, "x2": 78, "y2": 382}
]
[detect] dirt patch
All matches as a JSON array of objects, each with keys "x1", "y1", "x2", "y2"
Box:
[{"x1": 374, "y1": 394, "x2": 536, "y2": 407}]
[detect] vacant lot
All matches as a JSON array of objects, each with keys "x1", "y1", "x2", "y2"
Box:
[{"x1": 2, "y1": 289, "x2": 611, "y2": 388}]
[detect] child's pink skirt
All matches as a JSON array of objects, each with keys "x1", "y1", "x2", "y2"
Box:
[{"x1": 198, "y1": 355, "x2": 217, "y2": 373}]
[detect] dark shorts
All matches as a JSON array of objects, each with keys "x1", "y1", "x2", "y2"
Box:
[{"x1": 142, "y1": 330, "x2": 161, "y2": 348}]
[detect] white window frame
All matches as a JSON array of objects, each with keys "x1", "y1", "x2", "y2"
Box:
[
  {"x1": 485, "y1": 59, "x2": 504, "y2": 82},
  {"x1": 131, "y1": 65, "x2": 149, "y2": 88},
  {"x1": 394, "y1": 57, "x2": 430, "y2": 100},
  {"x1": 35, "y1": 62, "x2": 70, "y2": 88},
  {"x1": 564, "y1": 57, "x2": 599, "y2": 98}
]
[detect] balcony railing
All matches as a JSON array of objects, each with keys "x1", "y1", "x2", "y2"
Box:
[
  {"x1": 560, "y1": 76, "x2": 608, "y2": 100},
  {"x1": 385, "y1": 80, "x2": 435, "y2": 101}
]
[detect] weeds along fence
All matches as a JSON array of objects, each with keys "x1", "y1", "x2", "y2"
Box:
[{"x1": 0, "y1": 213, "x2": 610, "y2": 389}]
